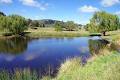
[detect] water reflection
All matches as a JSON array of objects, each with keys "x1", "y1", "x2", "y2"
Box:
[
  {"x1": 89, "y1": 39, "x2": 109, "y2": 55},
  {"x1": 0, "y1": 37, "x2": 110, "y2": 77},
  {"x1": 0, "y1": 37, "x2": 29, "y2": 54}
]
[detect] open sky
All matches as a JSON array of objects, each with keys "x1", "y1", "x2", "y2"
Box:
[{"x1": 0, "y1": 0, "x2": 120, "y2": 24}]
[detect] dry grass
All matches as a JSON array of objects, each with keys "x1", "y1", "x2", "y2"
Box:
[{"x1": 26, "y1": 28, "x2": 89, "y2": 38}]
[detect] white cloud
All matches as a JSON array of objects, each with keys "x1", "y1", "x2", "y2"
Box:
[
  {"x1": 78, "y1": 5, "x2": 99, "y2": 13},
  {"x1": 19, "y1": 0, "x2": 49, "y2": 10},
  {"x1": 115, "y1": 11, "x2": 120, "y2": 15},
  {"x1": 0, "y1": 0, "x2": 12, "y2": 4},
  {"x1": 101, "y1": 0, "x2": 120, "y2": 7}
]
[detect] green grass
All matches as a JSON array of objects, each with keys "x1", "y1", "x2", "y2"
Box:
[
  {"x1": 54, "y1": 51, "x2": 120, "y2": 80},
  {"x1": 25, "y1": 28, "x2": 89, "y2": 38},
  {"x1": 102, "y1": 30, "x2": 120, "y2": 41},
  {"x1": 102, "y1": 30, "x2": 120, "y2": 50},
  {"x1": 0, "y1": 69, "x2": 41, "y2": 80}
]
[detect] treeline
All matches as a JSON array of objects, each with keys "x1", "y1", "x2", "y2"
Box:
[
  {"x1": 0, "y1": 11, "x2": 120, "y2": 36},
  {"x1": 0, "y1": 11, "x2": 81, "y2": 35},
  {"x1": 27, "y1": 19, "x2": 80, "y2": 31}
]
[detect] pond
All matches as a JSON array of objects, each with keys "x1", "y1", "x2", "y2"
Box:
[{"x1": 0, "y1": 36, "x2": 109, "y2": 77}]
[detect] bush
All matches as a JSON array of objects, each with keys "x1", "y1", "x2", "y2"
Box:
[{"x1": 8, "y1": 15, "x2": 27, "y2": 34}]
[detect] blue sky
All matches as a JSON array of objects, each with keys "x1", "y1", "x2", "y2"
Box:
[{"x1": 0, "y1": 0, "x2": 120, "y2": 24}]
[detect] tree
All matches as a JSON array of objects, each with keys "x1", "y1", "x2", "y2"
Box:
[
  {"x1": 54, "y1": 21, "x2": 63, "y2": 31},
  {"x1": 39, "y1": 23, "x2": 46, "y2": 27},
  {"x1": 8, "y1": 15, "x2": 27, "y2": 34},
  {"x1": 31, "y1": 20, "x2": 39, "y2": 27},
  {"x1": 65, "y1": 21, "x2": 77, "y2": 31},
  {"x1": 88, "y1": 11, "x2": 120, "y2": 36},
  {"x1": 84, "y1": 24, "x2": 89, "y2": 31},
  {"x1": 0, "y1": 16, "x2": 9, "y2": 31},
  {"x1": 0, "y1": 11, "x2": 6, "y2": 16},
  {"x1": 27, "y1": 19, "x2": 32, "y2": 26}
]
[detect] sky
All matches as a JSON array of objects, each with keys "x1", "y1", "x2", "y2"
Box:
[{"x1": 0, "y1": 0, "x2": 120, "y2": 24}]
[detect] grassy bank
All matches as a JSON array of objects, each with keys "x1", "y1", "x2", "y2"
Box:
[
  {"x1": 53, "y1": 31, "x2": 120, "y2": 80},
  {"x1": 102, "y1": 30, "x2": 120, "y2": 41},
  {"x1": 54, "y1": 51, "x2": 120, "y2": 80},
  {"x1": 102, "y1": 30, "x2": 120, "y2": 51},
  {"x1": 25, "y1": 28, "x2": 89, "y2": 38},
  {"x1": 0, "y1": 28, "x2": 89, "y2": 38}
]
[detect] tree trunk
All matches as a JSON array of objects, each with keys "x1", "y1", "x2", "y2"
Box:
[{"x1": 102, "y1": 31, "x2": 106, "y2": 36}]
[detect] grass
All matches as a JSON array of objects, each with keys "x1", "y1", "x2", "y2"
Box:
[
  {"x1": 0, "y1": 69, "x2": 41, "y2": 80},
  {"x1": 102, "y1": 30, "x2": 120, "y2": 51},
  {"x1": 102, "y1": 30, "x2": 120, "y2": 41},
  {"x1": 25, "y1": 27, "x2": 89, "y2": 38},
  {"x1": 54, "y1": 51, "x2": 120, "y2": 80}
]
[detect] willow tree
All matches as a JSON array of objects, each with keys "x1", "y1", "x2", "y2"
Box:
[{"x1": 88, "y1": 11, "x2": 120, "y2": 36}]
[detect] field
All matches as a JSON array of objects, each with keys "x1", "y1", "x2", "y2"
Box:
[{"x1": 25, "y1": 27, "x2": 89, "y2": 38}]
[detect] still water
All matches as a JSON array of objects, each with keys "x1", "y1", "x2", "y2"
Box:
[{"x1": 0, "y1": 36, "x2": 109, "y2": 76}]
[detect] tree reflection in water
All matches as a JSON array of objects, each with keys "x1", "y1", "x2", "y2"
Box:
[
  {"x1": 89, "y1": 39, "x2": 109, "y2": 55},
  {"x1": 0, "y1": 37, "x2": 30, "y2": 54}
]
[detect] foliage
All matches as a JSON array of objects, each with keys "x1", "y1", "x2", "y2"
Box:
[
  {"x1": 0, "y1": 11, "x2": 6, "y2": 16},
  {"x1": 84, "y1": 24, "x2": 89, "y2": 31},
  {"x1": 0, "y1": 15, "x2": 6, "y2": 30},
  {"x1": 8, "y1": 15, "x2": 27, "y2": 34},
  {"x1": 87, "y1": 11, "x2": 120, "y2": 35},
  {"x1": 65, "y1": 21, "x2": 77, "y2": 31},
  {"x1": 0, "y1": 13, "x2": 27, "y2": 35},
  {"x1": 54, "y1": 21, "x2": 63, "y2": 31}
]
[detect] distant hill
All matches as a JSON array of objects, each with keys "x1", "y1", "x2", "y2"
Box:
[
  {"x1": 38, "y1": 19, "x2": 58, "y2": 24},
  {"x1": 29, "y1": 19, "x2": 65, "y2": 27},
  {"x1": 29, "y1": 19, "x2": 83, "y2": 28}
]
